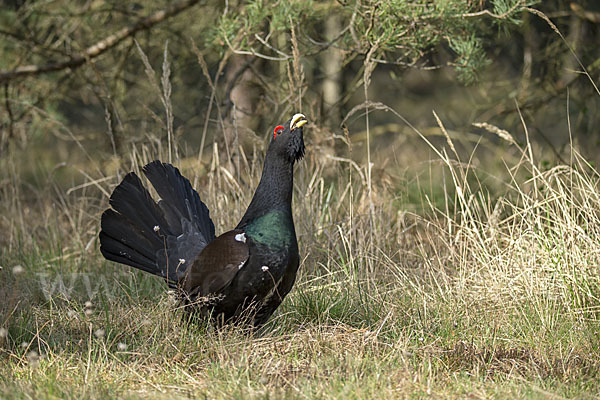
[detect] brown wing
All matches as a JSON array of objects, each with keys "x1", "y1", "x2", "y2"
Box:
[{"x1": 181, "y1": 229, "x2": 249, "y2": 297}]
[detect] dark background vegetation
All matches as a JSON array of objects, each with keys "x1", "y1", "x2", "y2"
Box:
[{"x1": 1, "y1": 0, "x2": 599, "y2": 183}]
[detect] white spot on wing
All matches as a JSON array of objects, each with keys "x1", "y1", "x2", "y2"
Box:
[
  {"x1": 153, "y1": 225, "x2": 160, "y2": 232},
  {"x1": 261, "y1": 266, "x2": 269, "y2": 272},
  {"x1": 234, "y1": 233, "x2": 246, "y2": 243},
  {"x1": 238, "y1": 261, "x2": 245, "y2": 270}
]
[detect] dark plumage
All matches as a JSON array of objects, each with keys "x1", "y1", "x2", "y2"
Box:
[{"x1": 99, "y1": 113, "x2": 307, "y2": 327}]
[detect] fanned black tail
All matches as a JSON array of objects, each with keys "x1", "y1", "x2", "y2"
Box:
[{"x1": 99, "y1": 161, "x2": 215, "y2": 286}]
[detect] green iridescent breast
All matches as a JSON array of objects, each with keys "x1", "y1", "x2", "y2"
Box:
[{"x1": 245, "y1": 210, "x2": 294, "y2": 249}]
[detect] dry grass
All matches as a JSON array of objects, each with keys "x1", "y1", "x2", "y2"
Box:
[{"x1": 1, "y1": 53, "x2": 600, "y2": 397}]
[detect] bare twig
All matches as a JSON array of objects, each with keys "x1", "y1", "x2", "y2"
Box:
[
  {"x1": 3, "y1": 84, "x2": 14, "y2": 147},
  {"x1": 192, "y1": 42, "x2": 231, "y2": 171},
  {"x1": 223, "y1": 34, "x2": 290, "y2": 61},
  {"x1": 341, "y1": 100, "x2": 391, "y2": 127},
  {"x1": 160, "y1": 41, "x2": 175, "y2": 163},
  {"x1": 462, "y1": 1, "x2": 524, "y2": 19},
  {"x1": 0, "y1": 0, "x2": 202, "y2": 83},
  {"x1": 254, "y1": 33, "x2": 291, "y2": 59}
]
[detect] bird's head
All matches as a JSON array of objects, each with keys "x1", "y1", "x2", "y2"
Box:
[{"x1": 270, "y1": 113, "x2": 307, "y2": 163}]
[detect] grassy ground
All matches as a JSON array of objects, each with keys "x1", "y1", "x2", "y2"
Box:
[{"x1": 1, "y1": 119, "x2": 600, "y2": 399}]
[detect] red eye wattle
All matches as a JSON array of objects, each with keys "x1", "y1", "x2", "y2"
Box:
[{"x1": 273, "y1": 125, "x2": 284, "y2": 139}]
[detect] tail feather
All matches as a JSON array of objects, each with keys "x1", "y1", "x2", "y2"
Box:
[
  {"x1": 100, "y1": 208, "x2": 160, "y2": 264},
  {"x1": 99, "y1": 161, "x2": 216, "y2": 286},
  {"x1": 108, "y1": 173, "x2": 173, "y2": 238},
  {"x1": 143, "y1": 161, "x2": 215, "y2": 240},
  {"x1": 100, "y1": 173, "x2": 174, "y2": 281},
  {"x1": 99, "y1": 231, "x2": 157, "y2": 275}
]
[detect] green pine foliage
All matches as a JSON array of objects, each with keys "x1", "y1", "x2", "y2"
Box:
[{"x1": 213, "y1": 0, "x2": 539, "y2": 83}]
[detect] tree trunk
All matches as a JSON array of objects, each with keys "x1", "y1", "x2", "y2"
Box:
[
  {"x1": 222, "y1": 55, "x2": 262, "y2": 176},
  {"x1": 321, "y1": 14, "x2": 343, "y2": 126}
]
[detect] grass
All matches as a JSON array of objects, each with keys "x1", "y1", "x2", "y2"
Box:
[{"x1": 2, "y1": 102, "x2": 600, "y2": 398}]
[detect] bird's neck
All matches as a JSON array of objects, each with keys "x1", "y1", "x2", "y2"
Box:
[{"x1": 237, "y1": 153, "x2": 294, "y2": 228}]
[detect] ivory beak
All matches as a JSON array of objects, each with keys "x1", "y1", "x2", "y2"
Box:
[{"x1": 290, "y1": 113, "x2": 307, "y2": 130}]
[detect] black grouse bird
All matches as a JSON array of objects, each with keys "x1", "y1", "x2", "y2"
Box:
[{"x1": 99, "y1": 113, "x2": 307, "y2": 327}]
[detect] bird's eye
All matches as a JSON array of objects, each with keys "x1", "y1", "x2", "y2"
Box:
[{"x1": 273, "y1": 125, "x2": 284, "y2": 139}]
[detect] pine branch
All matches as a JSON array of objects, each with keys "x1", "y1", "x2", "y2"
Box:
[{"x1": 0, "y1": 0, "x2": 202, "y2": 83}]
